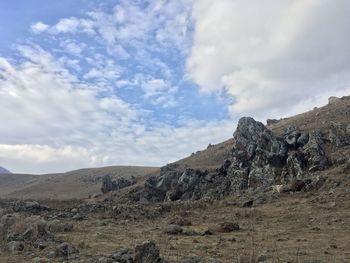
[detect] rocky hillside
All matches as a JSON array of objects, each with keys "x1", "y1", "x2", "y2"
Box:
[
  {"x1": 103, "y1": 95, "x2": 350, "y2": 203},
  {"x1": 0, "y1": 166, "x2": 159, "y2": 200}
]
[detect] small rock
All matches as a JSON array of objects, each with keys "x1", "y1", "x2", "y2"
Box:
[
  {"x1": 55, "y1": 242, "x2": 79, "y2": 257},
  {"x1": 202, "y1": 228, "x2": 214, "y2": 236},
  {"x1": 216, "y1": 222, "x2": 240, "y2": 233},
  {"x1": 134, "y1": 241, "x2": 166, "y2": 263},
  {"x1": 164, "y1": 224, "x2": 183, "y2": 235}
]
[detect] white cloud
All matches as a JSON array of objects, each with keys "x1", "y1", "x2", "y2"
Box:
[
  {"x1": 0, "y1": 45, "x2": 233, "y2": 174},
  {"x1": 51, "y1": 17, "x2": 95, "y2": 34},
  {"x1": 60, "y1": 40, "x2": 85, "y2": 56},
  {"x1": 187, "y1": 0, "x2": 350, "y2": 119},
  {"x1": 30, "y1": 21, "x2": 49, "y2": 34},
  {"x1": 139, "y1": 76, "x2": 178, "y2": 107}
]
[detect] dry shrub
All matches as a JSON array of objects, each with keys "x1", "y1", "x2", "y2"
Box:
[{"x1": 9, "y1": 215, "x2": 47, "y2": 241}]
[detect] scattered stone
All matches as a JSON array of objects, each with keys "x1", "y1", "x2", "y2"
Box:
[
  {"x1": 202, "y1": 227, "x2": 215, "y2": 236},
  {"x1": 216, "y1": 222, "x2": 240, "y2": 233},
  {"x1": 55, "y1": 242, "x2": 79, "y2": 257},
  {"x1": 164, "y1": 224, "x2": 183, "y2": 235},
  {"x1": 111, "y1": 247, "x2": 133, "y2": 262}
]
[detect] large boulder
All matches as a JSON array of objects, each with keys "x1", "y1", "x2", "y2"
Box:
[
  {"x1": 227, "y1": 117, "x2": 288, "y2": 190},
  {"x1": 133, "y1": 241, "x2": 167, "y2": 263}
]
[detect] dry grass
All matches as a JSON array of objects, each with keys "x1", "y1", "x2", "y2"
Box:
[{"x1": 51, "y1": 182, "x2": 350, "y2": 262}]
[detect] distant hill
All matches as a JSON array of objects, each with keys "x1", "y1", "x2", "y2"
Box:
[
  {"x1": 0, "y1": 166, "x2": 11, "y2": 174},
  {"x1": 0, "y1": 166, "x2": 159, "y2": 200}
]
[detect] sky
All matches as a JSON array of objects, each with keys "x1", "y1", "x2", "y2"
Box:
[{"x1": 0, "y1": 0, "x2": 350, "y2": 174}]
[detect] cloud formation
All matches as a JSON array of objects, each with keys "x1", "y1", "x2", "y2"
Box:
[
  {"x1": 187, "y1": 0, "x2": 350, "y2": 118},
  {"x1": 0, "y1": 45, "x2": 233, "y2": 173}
]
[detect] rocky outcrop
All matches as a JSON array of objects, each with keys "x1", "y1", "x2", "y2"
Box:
[
  {"x1": 125, "y1": 116, "x2": 338, "y2": 203},
  {"x1": 101, "y1": 175, "x2": 135, "y2": 193}
]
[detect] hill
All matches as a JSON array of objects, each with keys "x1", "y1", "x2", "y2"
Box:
[{"x1": 0, "y1": 166, "x2": 158, "y2": 200}]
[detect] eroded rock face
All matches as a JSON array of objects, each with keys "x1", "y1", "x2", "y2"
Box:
[{"x1": 227, "y1": 117, "x2": 288, "y2": 190}]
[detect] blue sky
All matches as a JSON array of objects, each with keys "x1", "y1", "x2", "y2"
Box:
[{"x1": 1, "y1": 0, "x2": 350, "y2": 174}]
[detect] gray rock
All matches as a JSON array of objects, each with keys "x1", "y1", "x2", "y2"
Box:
[
  {"x1": 164, "y1": 224, "x2": 183, "y2": 235},
  {"x1": 303, "y1": 130, "x2": 328, "y2": 171},
  {"x1": 285, "y1": 125, "x2": 301, "y2": 148},
  {"x1": 133, "y1": 240, "x2": 167, "y2": 263},
  {"x1": 216, "y1": 222, "x2": 240, "y2": 233},
  {"x1": 55, "y1": 242, "x2": 79, "y2": 257},
  {"x1": 111, "y1": 247, "x2": 133, "y2": 262},
  {"x1": 101, "y1": 174, "x2": 135, "y2": 194}
]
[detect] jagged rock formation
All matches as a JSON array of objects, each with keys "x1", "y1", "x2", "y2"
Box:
[
  {"x1": 128, "y1": 115, "x2": 349, "y2": 203},
  {"x1": 101, "y1": 174, "x2": 136, "y2": 193}
]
